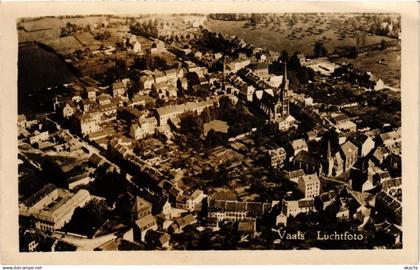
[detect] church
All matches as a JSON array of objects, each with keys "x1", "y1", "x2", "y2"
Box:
[{"x1": 252, "y1": 62, "x2": 297, "y2": 131}]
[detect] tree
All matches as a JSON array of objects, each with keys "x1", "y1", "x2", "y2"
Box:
[
  {"x1": 289, "y1": 53, "x2": 302, "y2": 70},
  {"x1": 280, "y1": 50, "x2": 289, "y2": 63},
  {"x1": 348, "y1": 46, "x2": 358, "y2": 58},
  {"x1": 206, "y1": 129, "x2": 228, "y2": 147},
  {"x1": 379, "y1": 39, "x2": 387, "y2": 50},
  {"x1": 200, "y1": 107, "x2": 212, "y2": 123},
  {"x1": 179, "y1": 111, "x2": 204, "y2": 138},
  {"x1": 314, "y1": 42, "x2": 325, "y2": 57}
]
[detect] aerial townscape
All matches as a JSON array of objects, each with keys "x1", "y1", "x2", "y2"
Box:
[{"x1": 17, "y1": 13, "x2": 402, "y2": 251}]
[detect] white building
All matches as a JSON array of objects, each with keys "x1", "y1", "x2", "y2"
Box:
[
  {"x1": 19, "y1": 184, "x2": 91, "y2": 232},
  {"x1": 298, "y1": 174, "x2": 321, "y2": 199}
]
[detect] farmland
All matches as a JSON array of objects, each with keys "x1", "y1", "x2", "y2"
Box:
[{"x1": 204, "y1": 14, "x2": 396, "y2": 56}]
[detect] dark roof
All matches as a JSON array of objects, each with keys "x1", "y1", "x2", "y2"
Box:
[
  {"x1": 294, "y1": 151, "x2": 320, "y2": 166},
  {"x1": 23, "y1": 183, "x2": 57, "y2": 207},
  {"x1": 298, "y1": 199, "x2": 314, "y2": 208}
]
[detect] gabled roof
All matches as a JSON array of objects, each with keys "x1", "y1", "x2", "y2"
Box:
[
  {"x1": 294, "y1": 151, "x2": 320, "y2": 166},
  {"x1": 341, "y1": 141, "x2": 359, "y2": 157},
  {"x1": 133, "y1": 196, "x2": 152, "y2": 212},
  {"x1": 135, "y1": 214, "x2": 156, "y2": 229}
]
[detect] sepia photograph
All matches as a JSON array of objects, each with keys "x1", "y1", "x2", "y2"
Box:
[{"x1": 0, "y1": 1, "x2": 418, "y2": 265}]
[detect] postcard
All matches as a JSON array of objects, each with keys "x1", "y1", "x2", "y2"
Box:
[{"x1": 0, "y1": 1, "x2": 418, "y2": 265}]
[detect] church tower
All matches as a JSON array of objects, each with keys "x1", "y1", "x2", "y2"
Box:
[
  {"x1": 280, "y1": 61, "x2": 290, "y2": 117},
  {"x1": 326, "y1": 139, "x2": 334, "y2": 176}
]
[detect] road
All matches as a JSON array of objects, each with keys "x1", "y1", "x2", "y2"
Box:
[{"x1": 52, "y1": 231, "x2": 118, "y2": 251}]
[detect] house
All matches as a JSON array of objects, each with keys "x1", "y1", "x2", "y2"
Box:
[
  {"x1": 331, "y1": 113, "x2": 357, "y2": 132},
  {"x1": 281, "y1": 198, "x2": 315, "y2": 217},
  {"x1": 112, "y1": 81, "x2": 126, "y2": 98},
  {"x1": 380, "y1": 130, "x2": 401, "y2": 147},
  {"x1": 351, "y1": 134, "x2": 375, "y2": 157},
  {"x1": 161, "y1": 200, "x2": 172, "y2": 219},
  {"x1": 372, "y1": 146, "x2": 390, "y2": 165},
  {"x1": 267, "y1": 147, "x2": 287, "y2": 169},
  {"x1": 139, "y1": 75, "x2": 155, "y2": 90},
  {"x1": 176, "y1": 214, "x2": 197, "y2": 230},
  {"x1": 293, "y1": 151, "x2": 322, "y2": 175},
  {"x1": 186, "y1": 190, "x2": 206, "y2": 212},
  {"x1": 283, "y1": 169, "x2": 305, "y2": 183},
  {"x1": 98, "y1": 94, "x2": 112, "y2": 106},
  {"x1": 134, "y1": 215, "x2": 158, "y2": 242},
  {"x1": 278, "y1": 114, "x2": 297, "y2": 131},
  {"x1": 314, "y1": 190, "x2": 337, "y2": 211},
  {"x1": 297, "y1": 174, "x2": 321, "y2": 199},
  {"x1": 291, "y1": 139, "x2": 308, "y2": 156},
  {"x1": 75, "y1": 112, "x2": 101, "y2": 136},
  {"x1": 150, "y1": 40, "x2": 165, "y2": 55},
  {"x1": 133, "y1": 41, "x2": 142, "y2": 54},
  {"x1": 248, "y1": 62, "x2": 269, "y2": 80},
  {"x1": 129, "y1": 117, "x2": 157, "y2": 140},
  {"x1": 86, "y1": 87, "x2": 97, "y2": 100},
  {"x1": 145, "y1": 230, "x2": 170, "y2": 249},
  {"x1": 155, "y1": 96, "x2": 220, "y2": 126}
]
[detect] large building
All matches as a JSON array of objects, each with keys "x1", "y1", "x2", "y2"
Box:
[
  {"x1": 208, "y1": 198, "x2": 271, "y2": 222},
  {"x1": 19, "y1": 184, "x2": 91, "y2": 232},
  {"x1": 298, "y1": 174, "x2": 321, "y2": 199}
]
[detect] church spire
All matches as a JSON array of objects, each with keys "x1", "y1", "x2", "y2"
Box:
[
  {"x1": 327, "y1": 139, "x2": 332, "y2": 159},
  {"x1": 281, "y1": 61, "x2": 289, "y2": 93}
]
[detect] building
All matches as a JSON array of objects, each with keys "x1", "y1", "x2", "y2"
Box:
[
  {"x1": 267, "y1": 147, "x2": 287, "y2": 169},
  {"x1": 132, "y1": 196, "x2": 157, "y2": 242},
  {"x1": 134, "y1": 215, "x2": 158, "y2": 242},
  {"x1": 291, "y1": 138, "x2": 308, "y2": 156},
  {"x1": 293, "y1": 150, "x2": 322, "y2": 175},
  {"x1": 281, "y1": 198, "x2": 315, "y2": 217},
  {"x1": 297, "y1": 174, "x2": 321, "y2": 199},
  {"x1": 112, "y1": 81, "x2": 126, "y2": 98},
  {"x1": 155, "y1": 96, "x2": 220, "y2": 126},
  {"x1": 351, "y1": 134, "x2": 375, "y2": 157},
  {"x1": 282, "y1": 169, "x2": 305, "y2": 183},
  {"x1": 251, "y1": 63, "x2": 292, "y2": 130},
  {"x1": 208, "y1": 199, "x2": 271, "y2": 222},
  {"x1": 129, "y1": 117, "x2": 157, "y2": 140},
  {"x1": 132, "y1": 196, "x2": 153, "y2": 222},
  {"x1": 29, "y1": 131, "x2": 49, "y2": 145},
  {"x1": 249, "y1": 62, "x2": 269, "y2": 80},
  {"x1": 186, "y1": 190, "x2": 206, "y2": 212},
  {"x1": 19, "y1": 184, "x2": 91, "y2": 232},
  {"x1": 86, "y1": 87, "x2": 97, "y2": 100},
  {"x1": 340, "y1": 140, "x2": 359, "y2": 171},
  {"x1": 75, "y1": 112, "x2": 102, "y2": 136},
  {"x1": 331, "y1": 113, "x2": 357, "y2": 132}
]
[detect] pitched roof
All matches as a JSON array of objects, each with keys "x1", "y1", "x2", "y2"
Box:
[
  {"x1": 299, "y1": 174, "x2": 320, "y2": 184},
  {"x1": 135, "y1": 214, "x2": 156, "y2": 229},
  {"x1": 294, "y1": 151, "x2": 320, "y2": 166},
  {"x1": 341, "y1": 141, "x2": 359, "y2": 157},
  {"x1": 133, "y1": 196, "x2": 152, "y2": 212}
]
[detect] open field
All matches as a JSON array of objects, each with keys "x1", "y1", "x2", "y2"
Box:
[
  {"x1": 204, "y1": 17, "x2": 396, "y2": 56},
  {"x1": 204, "y1": 120, "x2": 229, "y2": 136}
]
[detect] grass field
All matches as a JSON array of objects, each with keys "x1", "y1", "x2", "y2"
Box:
[
  {"x1": 204, "y1": 120, "x2": 229, "y2": 136},
  {"x1": 204, "y1": 17, "x2": 395, "y2": 56},
  {"x1": 334, "y1": 47, "x2": 400, "y2": 88}
]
